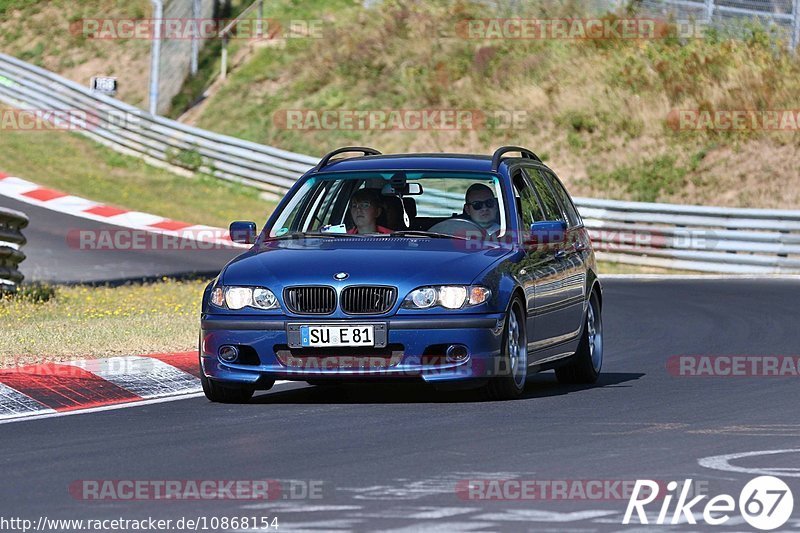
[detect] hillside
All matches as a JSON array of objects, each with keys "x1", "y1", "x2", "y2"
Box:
[
  {"x1": 188, "y1": 0, "x2": 800, "y2": 209},
  {"x1": 0, "y1": 0, "x2": 153, "y2": 108},
  {"x1": 2, "y1": 0, "x2": 798, "y2": 210}
]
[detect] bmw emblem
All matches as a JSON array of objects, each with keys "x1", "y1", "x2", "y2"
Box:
[{"x1": 334, "y1": 272, "x2": 349, "y2": 281}]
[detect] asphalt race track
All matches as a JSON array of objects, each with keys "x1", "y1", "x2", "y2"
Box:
[
  {"x1": 1, "y1": 279, "x2": 799, "y2": 531},
  {"x1": 0, "y1": 195, "x2": 240, "y2": 283}
]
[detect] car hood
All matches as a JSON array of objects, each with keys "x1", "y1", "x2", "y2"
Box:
[{"x1": 221, "y1": 236, "x2": 513, "y2": 288}]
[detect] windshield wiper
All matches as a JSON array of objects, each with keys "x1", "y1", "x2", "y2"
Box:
[
  {"x1": 389, "y1": 230, "x2": 469, "y2": 241},
  {"x1": 264, "y1": 231, "x2": 366, "y2": 241},
  {"x1": 262, "y1": 231, "x2": 304, "y2": 241},
  {"x1": 305, "y1": 231, "x2": 368, "y2": 238}
]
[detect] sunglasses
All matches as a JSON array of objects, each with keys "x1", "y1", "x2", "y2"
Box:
[{"x1": 467, "y1": 198, "x2": 497, "y2": 210}]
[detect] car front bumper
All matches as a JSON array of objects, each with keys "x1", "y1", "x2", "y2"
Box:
[{"x1": 200, "y1": 313, "x2": 507, "y2": 386}]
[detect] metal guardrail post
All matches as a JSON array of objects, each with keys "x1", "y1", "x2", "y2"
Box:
[
  {"x1": 149, "y1": 0, "x2": 164, "y2": 115},
  {"x1": 221, "y1": 35, "x2": 229, "y2": 80},
  {"x1": 258, "y1": 0, "x2": 264, "y2": 39},
  {"x1": 705, "y1": 0, "x2": 715, "y2": 23},
  {"x1": 0, "y1": 207, "x2": 29, "y2": 291},
  {"x1": 191, "y1": 0, "x2": 201, "y2": 75}
]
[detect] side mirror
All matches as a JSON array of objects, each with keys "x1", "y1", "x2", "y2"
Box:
[
  {"x1": 528, "y1": 221, "x2": 567, "y2": 245},
  {"x1": 229, "y1": 221, "x2": 257, "y2": 244}
]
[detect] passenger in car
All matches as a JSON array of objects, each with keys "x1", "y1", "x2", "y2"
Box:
[
  {"x1": 464, "y1": 183, "x2": 500, "y2": 235},
  {"x1": 347, "y1": 188, "x2": 393, "y2": 234}
]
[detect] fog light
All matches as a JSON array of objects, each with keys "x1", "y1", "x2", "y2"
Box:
[
  {"x1": 446, "y1": 344, "x2": 469, "y2": 362},
  {"x1": 219, "y1": 345, "x2": 239, "y2": 363}
]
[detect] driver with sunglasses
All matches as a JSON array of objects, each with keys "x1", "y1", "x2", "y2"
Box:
[{"x1": 463, "y1": 183, "x2": 500, "y2": 235}]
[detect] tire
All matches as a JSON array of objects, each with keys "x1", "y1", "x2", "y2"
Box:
[
  {"x1": 555, "y1": 291, "x2": 603, "y2": 384},
  {"x1": 306, "y1": 380, "x2": 337, "y2": 387},
  {"x1": 200, "y1": 371, "x2": 256, "y2": 403},
  {"x1": 483, "y1": 296, "x2": 528, "y2": 400}
]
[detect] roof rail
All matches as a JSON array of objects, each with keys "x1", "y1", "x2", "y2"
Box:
[
  {"x1": 491, "y1": 146, "x2": 541, "y2": 171},
  {"x1": 315, "y1": 146, "x2": 382, "y2": 171}
]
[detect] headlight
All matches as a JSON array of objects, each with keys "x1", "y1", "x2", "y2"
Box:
[
  {"x1": 410, "y1": 287, "x2": 437, "y2": 308},
  {"x1": 402, "y1": 286, "x2": 491, "y2": 310},
  {"x1": 439, "y1": 286, "x2": 467, "y2": 309},
  {"x1": 225, "y1": 287, "x2": 253, "y2": 310},
  {"x1": 210, "y1": 286, "x2": 280, "y2": 310},
  {"x1": 253, "y1": 287, "x2": 278, "y2": 309}
]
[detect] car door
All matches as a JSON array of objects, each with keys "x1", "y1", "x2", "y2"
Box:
[
  {"x1": 520, "y1": 165, "x2": 581, "y2": 347},
  {"x1": 538, "y1": 168, "x2": 587, "y2": 337},
  {"x1": 509, "y1": 167, "x2": 566, "y2": 354}
]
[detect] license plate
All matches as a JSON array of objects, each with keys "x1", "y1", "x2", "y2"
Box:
[{"x1": 300, "y1": 325, "x2": 374, "y2": 347}]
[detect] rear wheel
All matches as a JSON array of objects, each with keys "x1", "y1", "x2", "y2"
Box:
[
  {"x1": 483, "y1": 297, "x2": 527, "y2": 400},
  {"x1": 555, "y1": 291, "x2": 602, "y2": 384},
  {"x1": 200, "y1": 371, "x2": 256, "y2": 403}
]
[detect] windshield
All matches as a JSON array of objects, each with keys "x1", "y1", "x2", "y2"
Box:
[{"x1": 268, "y1": 171, "x2": 506, "y2": 239}]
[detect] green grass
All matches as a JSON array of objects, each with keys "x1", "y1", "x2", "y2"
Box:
[
  {"x1": 0, "y1": 115, "x2": 276, "y2": 228},
  {"x1": 586, "y1": 155, "x2": 688, "y2": 203},
  {"x1": 167, "y1": 0, "x2": 356, "y2": 119},
  {"x1": 166, "y1": 0, "x2": 250, "y2": 118},
  {"x1": 0, "y1": 278, "x2": 206, "y2": 365},
  {"x1": 0, "y1": 0, "x2": 33, "y2": 17}
]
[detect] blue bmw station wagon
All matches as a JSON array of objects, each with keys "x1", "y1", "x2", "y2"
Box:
[{"x1": 200, "y1": 146, "x2": 602, "y2": 401}]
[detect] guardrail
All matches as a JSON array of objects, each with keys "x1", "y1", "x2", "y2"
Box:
[
  {"x1": 0, "y1": 53, "x2": 318, "y2": 198},
  {"x1": 639, "y1": 0, "x2": 800, "y2": 50},
  {"x1": 577, "y1": 198, "x2": 800, "y2": 274},
  {"x1": 0, "y1": 207, "x2": 28, "y2": 290},
  {"x1": 1, "y1": 53, "x2": 799, "y2": 274},
  {"x1": 405, "y1": 190, "x2": 800, "y2": 274}
]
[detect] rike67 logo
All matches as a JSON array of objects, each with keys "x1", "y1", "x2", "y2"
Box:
[{"x1": 623, "y1": 476, "x2": 794, "y2": 530}]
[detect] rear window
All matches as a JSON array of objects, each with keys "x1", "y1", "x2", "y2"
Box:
[
  {"x1": 523, "y1": 167, "x2": 563, "y2": 222},
  {"x1": 541, "y1": 170, "x2": 582, "y2": 228}
]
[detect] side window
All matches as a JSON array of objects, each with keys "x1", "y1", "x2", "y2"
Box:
[
  {"x1": 304, "y1": 180, "x2": 346, "y2": 230},
  {"x1": 512, "y1": 169, "x2": 544, "y2": 229},
  {"x1": 542, "y1": 170, "x2": 582, "y2": 228},
  {"x1": 270, "y1": 178, "x2": 318, "y2": 236},
  {"x1": 316, "y1": 179, "x2": 350, "y2": 227},
  {"x1": 523, "y1": 167, "x2": 563, "y2": 222}
]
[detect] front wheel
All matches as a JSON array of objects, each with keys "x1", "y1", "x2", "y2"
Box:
[
  {"x1": 483, "y1": 297, "x2": 528, "y2": 400},
  {"x1": 200, "y1": 371, "x2": 256, "y2": 403},
  {"x1": 555, "y1": 291, "x2": 602, "y2": 384}
]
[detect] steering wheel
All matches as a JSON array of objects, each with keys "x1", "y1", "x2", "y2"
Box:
[{"x1": 428, "y1": 217, "x2": 487, "y2": 236}]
